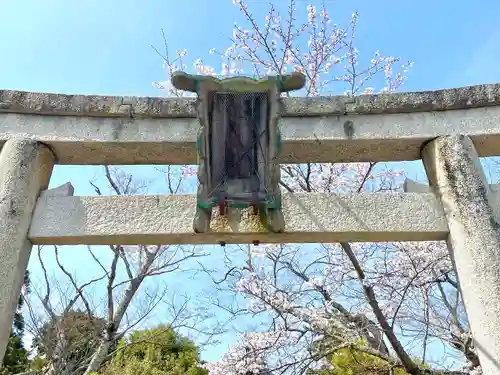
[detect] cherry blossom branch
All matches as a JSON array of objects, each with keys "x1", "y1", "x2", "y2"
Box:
[{"x1": 339, "y1": 242, "x2": 419, "y2": 374}]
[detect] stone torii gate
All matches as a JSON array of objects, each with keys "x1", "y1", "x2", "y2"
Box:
[{"x1": 1, "y1": 83, "x2": 500, "y2": 374}]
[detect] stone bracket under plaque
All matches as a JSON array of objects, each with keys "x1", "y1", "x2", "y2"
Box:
[{"x1": 171, "y1": 71, "x2": 306, "y2": 234}]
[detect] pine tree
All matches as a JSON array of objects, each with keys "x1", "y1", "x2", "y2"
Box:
[{"x1": 2, "y1": 271, "x2": 30, "y2": 374}]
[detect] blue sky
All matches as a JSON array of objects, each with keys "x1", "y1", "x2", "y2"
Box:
[
  {"x1": 3, "y1": 0, "x2": 500, "y2": 96},
  {"x1": 2, "y1": 0, "x2": 500, "y2": 366}
]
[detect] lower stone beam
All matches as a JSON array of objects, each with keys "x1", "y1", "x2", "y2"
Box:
[{"x1": 29, "y1": 192, "x2": 449, "y2": 245}]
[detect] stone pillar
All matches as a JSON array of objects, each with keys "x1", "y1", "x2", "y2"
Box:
[
  {"x1": 0, "y1": 140, "x2": 54, "y2": 361},
  {"x1": 422, "y1": 135, "x2": 500, "y2": 375}
]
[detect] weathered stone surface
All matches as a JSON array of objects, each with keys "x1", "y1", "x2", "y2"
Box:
[
  {"x1": 2, "y1": 104, "x2": 500, "y2": 164},
  {"x1": 422, "y1": 135, "x2": 500, "y2": 375},
  {"x1": 345, "y1": 83, "x2": 500, "y2": 114},
  {"x1": 0, "y1": 90, "x2": 129, "y2": 117},
  {"x1": 0, "y1": 140, "x2": 54, "y2": 362},
  {"x1": 2, "y1": 82, "x2": 500, "y2": 118},
  {"x1": 28, "y1": 192, "x2": 448, "y2": 245},
  {"x1": 39, "y1": 182, "x2": 74, "y2": 198}
]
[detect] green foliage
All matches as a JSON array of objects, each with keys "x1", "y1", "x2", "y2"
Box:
[
  {"x1": 29, "y1": 355, "x2": 48, "y2": 372},
  {"x1": 98, "y1": 325, "x2": 208, "y2": 375},
  {"x1": 308, "y1": 339, "x2": 411, "y2": 375},
  {"x1": 32, "y1": 310, "x2": 106, "y2": 367},
  {"x1": 326, "y1": 346, "x2": 410, "y2": 375},
  {"x1": 1, "y1": 335, "x2": 29, "y2": 374},
  {"x1": 2, "y1": 270, "x2": 31, "y2": 374}
]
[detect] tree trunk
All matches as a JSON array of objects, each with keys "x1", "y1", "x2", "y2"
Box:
[
  {"x1": 44, "y1": 319, "x2": 75, "y2": 375},
  {"x1": 83, "y1": 276, "x2": 147, "y2": 375},
  {"x1": 82, "y1": 339, "x2": 111, "y2": 375}
]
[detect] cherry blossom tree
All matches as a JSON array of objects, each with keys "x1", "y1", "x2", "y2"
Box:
[{"x1": 152, "y1": 0, "x2": 480, "y2": 374}]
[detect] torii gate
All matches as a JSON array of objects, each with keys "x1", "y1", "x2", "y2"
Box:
[{"x1": 1, "y1": 81, "x2": 500, "y2": 374}]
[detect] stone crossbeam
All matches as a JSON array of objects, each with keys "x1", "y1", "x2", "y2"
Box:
[
  {"x1": 2, "y1": 83, "x2": 500, "y2": 165},
  {"x1": 403, "y1": 178, "x2": 500, "y2": 193},
  {"x1": 28, "y1": 192, "x2": 449, "y2": 245}
]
